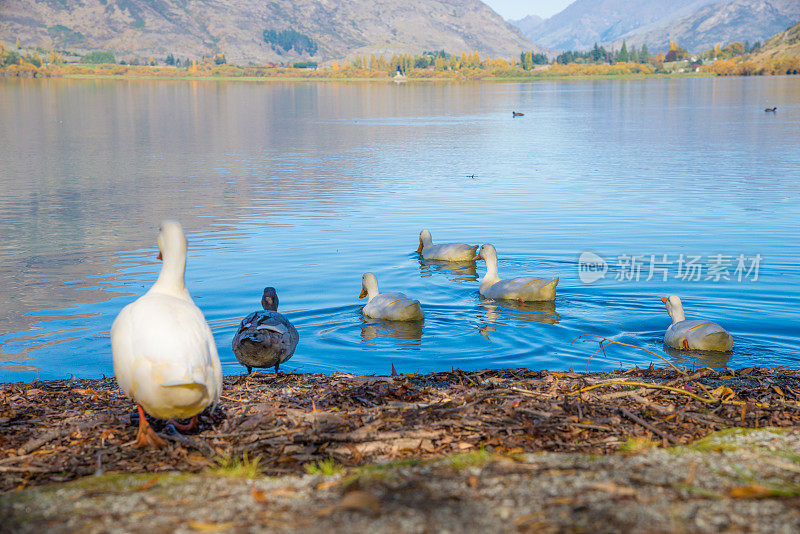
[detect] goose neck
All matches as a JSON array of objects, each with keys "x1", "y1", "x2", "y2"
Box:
[{"x1": 151, "y1": 253, "x2": 189, "y2": 299}]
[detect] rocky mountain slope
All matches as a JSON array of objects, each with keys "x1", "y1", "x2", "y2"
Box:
[
  {"x1": 516, "y1": 0, "x2": 723, "y2": 50},
  {"x1": 608, "y1": 0, "x2": 800, "y2": 53},
  {"x1": 0, "y1": 0, "x2": 542, "y2": 63}
]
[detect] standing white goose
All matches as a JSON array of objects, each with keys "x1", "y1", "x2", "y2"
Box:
[
  {"x1": 359, "y1": 272, "x2": 424, "y2": 321},
  {"x1": 661, "y1": 295, "x2": 733, "y2": 351},
  {"x1": 417, "y1": 229, "x2": 478, "y2": 262},
  {"x1": 474, "y1": 244, "x2": 558, "y2": 302},
  {"x1": 111, "y1": 220, "x2": 222, "y2": 448}
]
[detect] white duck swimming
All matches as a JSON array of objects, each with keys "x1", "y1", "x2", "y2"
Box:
[
  {"x1": 359, "y1": 272, "x2": 424, "y2": 321},
  {"x1": 232, "y1": 287, "x2": 299, "y2": 375},
  {"x1": 474, "y1": 244, "x2": 558, "y2": 302},
  {"x1": 111, "y1": 220, "x2": 222, "y2": 448},
  {"x1": 661, "y1": 295, "x2": 733, "y2": 351},
  {"x1": 417, "y1": 229, "x2": 478, "y2": 262}
]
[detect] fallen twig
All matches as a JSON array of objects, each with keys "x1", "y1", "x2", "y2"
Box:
[
  {"x1": 16, "y1": 420, "x2": 98, "y2": 456},
  {"x1": 618, "y1": 407, "x2": 679, "y2": 445},
  {"x1": 573, "y1": 334, "x2": 686, "y2": 375}
]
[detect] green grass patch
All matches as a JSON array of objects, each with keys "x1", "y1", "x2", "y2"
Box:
[
  {"x1": 448, "y1": 448, "x2": 497, "y2": 471},
  {"x1": 304, "y1": 457, "x2": 343, "y2": 476},
  {"x1": 208, "y1": 452, "x2": 263, "y2": 479},
  {"x1": 619, "y1": 436, "x2": 660, "y2": 454},
  {"x1": 683, "y1": 427, "x2": 791, "y2": 453}
]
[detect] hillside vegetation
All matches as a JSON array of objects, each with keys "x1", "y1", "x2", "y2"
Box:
[
  {"x1": 704, "y1": 21, "x2": 800, "y2": 76},
  {"x1": 0, "y1": 0, "x2": 542, "y2": 64}
]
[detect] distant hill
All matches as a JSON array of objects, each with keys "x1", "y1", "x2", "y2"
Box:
[
  {"x1": 515, "y1": 0, "x2": 723, "y2": 50},
  {"x1": 749, "y1": 20, "x2": 800, "y2": 59},
  {"x1": 0, "y1": 0, "x2": 543, "y2": 63},
  {"x1": 607, "y1": 0, "x2": 800, "y2": 53},
  {"x1": 509, "y1": 15, "x2": 544, "y2": 37}
]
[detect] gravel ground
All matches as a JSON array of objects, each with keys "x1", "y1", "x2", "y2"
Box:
[{"x1": 3, "y1": 427, "x2": 800, "y2": 533}]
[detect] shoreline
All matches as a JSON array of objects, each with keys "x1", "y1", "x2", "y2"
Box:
[
  {"x1": 0, "y1": 71, "x2": 717, "y2": 84},
  {"x1": 2, "y1": 366, "x2": 799, "y2": 531},
  {"x1": 2, "y1": 366, "x2": 798, "y2": 481}
]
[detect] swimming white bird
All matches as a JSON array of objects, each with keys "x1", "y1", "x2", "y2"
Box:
[
  {"x1": 661, "y1": 295, "x2": 733, "y2": 351},
  {"x1": 417, "y1": 229, "x2": 478, "y2": 262},
  {"x1": 111, "y1": 220, "x2": 222, "y2": 448},
  {"x1": 474, "y1": 244, "x2": 558, "y2": 302},
  {"x1": 359, "y1": 272, "x2": 424, "y2": 321},
  {"x1": 232, "y1": 287, "x2": 299, "y2": 374}
]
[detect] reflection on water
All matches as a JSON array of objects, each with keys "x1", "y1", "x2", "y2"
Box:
[
  {"x1": 663, "y1": 346, "x2": 732, "y2": 369},
  {"x1": 361, "y1": 319, "x2": 424, "y2": 343},
  {"x1": 479, "y1": 299, "x2": 560, "y2": 339},
  {"x1": 1, "y1": 76, "x2": 800, "y2": 381},
  {"x1": 418, "y1": 258, "x2": 479, "y2": 283}
]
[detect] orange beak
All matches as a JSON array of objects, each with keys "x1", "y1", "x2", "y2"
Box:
[
  {"x1": 660, "y1": 296, "x2": 667, "y2": 304},
  {"x1": 359, "y1": 288, "x2": 367, "y2": 298},
  {"x1": 416, "y1": 243, "x2": 423, "y2": 253},
  {"x1": 157, "y1": 251, "x2": 162, "y2": 260},
  {"x1": 473, "y1": 254, "x2": 480, "y2": 261}
]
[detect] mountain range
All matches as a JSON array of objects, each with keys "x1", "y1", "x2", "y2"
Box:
[
  {"x1": 0, "y1": 0, "x2": 544, "y2": 63},
  {"x1": 511, "y1": 0, "x2": 800, "y2": 52},
  {"x1": 607, "y1": 0, "x2": 800, "y2": 52},
  {"x1": 510, "y1": 0, "x2": 722, "y2": 50}
]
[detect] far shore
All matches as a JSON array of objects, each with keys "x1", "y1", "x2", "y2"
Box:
[{"x1": 17, "y1": 71, "x2": 717, "y2": 84}]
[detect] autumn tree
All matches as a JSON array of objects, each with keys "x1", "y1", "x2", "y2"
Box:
[
  {"x1": 521, "y1": 51, "x2": 533, "y2": 70},
  {"x1": 665, "y1": 42, "x2": 686, "y2": 62},
  {"x1": 722, "y1": 42, "x2": 744, "y2": 58}
]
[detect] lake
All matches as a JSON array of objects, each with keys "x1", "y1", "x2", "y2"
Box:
[{"x1": 1, "y1": 76, "x2": 799, "y2": 382}]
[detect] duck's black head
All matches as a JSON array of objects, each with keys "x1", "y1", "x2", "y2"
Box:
[{"x1": 261, "y1": 287, "x2": 279, "y2": 311}]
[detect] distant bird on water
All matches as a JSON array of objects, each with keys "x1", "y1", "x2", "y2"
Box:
[
  {"x1": 512, "y1": 111, "x2": 525, "y2": 117},
  {"x1": 765, "y1": 107, "x2": 777, "y2": 112},
  {"x1": 232, "y1": 287, "x2": 299, "y2": 374},
  {"x1": 111, "y1": 220, "x2": 222, "y2": 448}
]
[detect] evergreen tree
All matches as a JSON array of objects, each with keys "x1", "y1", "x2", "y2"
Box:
[
  {"x1": 591, "y1": 43, "x2": 601, "y2": 63},
  {"x1": 639, "y1": 44, "x2": 650, "y2": 63},
  {"x1": 618, "y1": 41, "x2": 629, "y2": 62}
]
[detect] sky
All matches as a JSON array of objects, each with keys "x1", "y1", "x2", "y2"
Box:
[{"x1": 483, "y1": 0, "x2": 574, "y2": 20}]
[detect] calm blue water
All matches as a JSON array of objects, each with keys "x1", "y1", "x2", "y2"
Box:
[{"x1": 1, "y1": 76, "x2": 799, "y2": 382}]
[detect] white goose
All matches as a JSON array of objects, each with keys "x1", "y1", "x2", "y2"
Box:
[
  {"x1": 417, "y1": 229, "x2": 478, "y2": 262},
  {"x1": 111, "y1": 220, "x2": 222, "y2": 447},
  {"x1": 474, "y1": 244, "x2": 558, "y2": 302},
  {"x1": 661, "y1": 295, "x2": 733, "y2": 351},
  {"x1": 359, "y1": 272, "x2": 424, "y2": 321}
]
